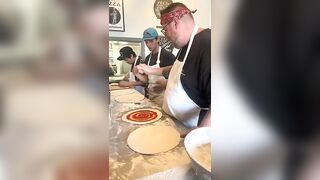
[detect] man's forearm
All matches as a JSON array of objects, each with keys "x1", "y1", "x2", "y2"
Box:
[
  {"x1": 131, "y1": 80, "x2": 146, "y2": 87},
  {"x1": 118, "y1": 80, "x2": 145, "y2": 88},
  {"x1": 199, "y1": 109, "x2": 211, "y2": 127},
  {"x1": 180, "y1": 107, "x2": 211, "y2": 138},
  {"x1": 118, "y1": 80, "x2": 131, "y2": 87},
  {"x1": 162, "y1": 66, "x2": 172, "y2": 78},
  {"x1": 134, "y1": 73, "x2": 148, "y2": 83},
  {"x1": 146, "y1": 66, "x2": 172, "y2": 76}
]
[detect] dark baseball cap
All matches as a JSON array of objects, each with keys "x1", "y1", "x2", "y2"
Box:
[{"x1": 117, "y1": 46, "x2": 136, "y2": 60}]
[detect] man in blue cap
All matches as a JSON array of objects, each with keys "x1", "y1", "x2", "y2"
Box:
[{"x1": 133, "y1": 27, "x2": 175, "y2": 106}]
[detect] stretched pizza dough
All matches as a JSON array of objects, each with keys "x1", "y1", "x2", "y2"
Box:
[
  {"x1": 109, "y1": 84, "x2": 129, "y2": 91},
  {"x1": 110, "y1": 89, "x2": 136, "y2": 96},
  {"x1": 115, "y1": 93, "x2": 144, "y2": 103},
  {"x1": 121, "y1": 108, "x2": 162, "y2": 124},
  {"x1": 127, "y1": 126, "x2": 180, "y2": 154}
]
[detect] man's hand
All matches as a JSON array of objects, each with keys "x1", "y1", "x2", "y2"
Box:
[
  {"x1": 152, "y1": 78, "x2": 167, "y2": 93},
  {"x1": 136, "y1": 64, "x2": 154, "y2": 75},
  {"x1": 132, "y1": 67, "x2": 139, "y2": 75},
  {"x1": 180, "y1": 128, "x2": 197, "y2": 138}
]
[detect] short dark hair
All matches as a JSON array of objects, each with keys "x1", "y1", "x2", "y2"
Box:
[
  {"x1": 131, "y1": 52, "x2": 137, "y2": 58},
  {"x1": 160, "y1": 2, "x2": 189, "y2": 16},
  {"x1": 117, "y1": 46, "x2": 137, "y2": 60}
]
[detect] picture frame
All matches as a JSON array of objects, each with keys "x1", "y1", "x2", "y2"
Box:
[
  {"x1": 109, "y1": 0, "x2": 125, "y2": 32},
  {"x1": 158, "y1": 36, "x2": 174, "y2": 52}
]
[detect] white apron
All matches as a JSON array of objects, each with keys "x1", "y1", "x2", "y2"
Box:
[
  {"x1": 162, "y1": 25, "x2": 202, "y2": 128},
  {"x1": 129, "y1": 57, "x2": 144, "y2": 94},
  {"x1": 147, "y1": 47, "x2": 165, "y2": 106}
]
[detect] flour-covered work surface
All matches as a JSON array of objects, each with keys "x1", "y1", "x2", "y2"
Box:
[{"x1": 109, "y1": 89, "x2": 199, "y2": 179}]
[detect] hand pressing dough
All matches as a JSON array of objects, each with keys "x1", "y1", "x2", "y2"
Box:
[{"x1": 127, "y1": 126, "x2": 180, "y2": 154}]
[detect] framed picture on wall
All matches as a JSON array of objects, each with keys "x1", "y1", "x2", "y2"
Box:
[
  {"x1": 153, "y1": 0, "x2": 173, "y2": 19},
  {"x1": 159, "y1": 36, "x2": 174, "y2": 52},
  {"x1": 109, "y1": 0, "x2": 125, "y2": 31}
]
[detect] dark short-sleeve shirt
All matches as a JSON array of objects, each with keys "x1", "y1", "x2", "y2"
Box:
[
  {"x1": 176, "y1": 29, "x2": 211, "y2": 124},
  {"x1": 145, "y1": 48, "x2": 175, "y2": 68}
]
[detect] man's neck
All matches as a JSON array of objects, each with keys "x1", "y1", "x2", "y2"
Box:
[
  {"x1": 131, "y1": 56, "x2": 138, "y2": 64},
  {"x1": 152, "y1": 46, "x2": 159, "y2": 55},
  {"x1": 182, "y1": 23, "x2": 198, "y2": 48}
]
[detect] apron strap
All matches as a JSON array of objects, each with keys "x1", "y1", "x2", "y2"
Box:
[
  {"x1": 183, "y1": 25, "x2": 199, "y2": 63},
  {"x1": 147, "y1": 47, "x2": 161, "y2": 66},
  {"x1": 133, "y1": 56, "x2": 138, "y2": 67},
  {"x1": 156, "y1": 47, "x2": 161, "y2": 65},
  {"x1": 147, "y1": 53, "x2": 152, "y2": 66}
]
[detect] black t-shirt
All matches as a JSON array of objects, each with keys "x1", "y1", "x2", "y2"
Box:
[
  {"x1": 145, "y1": 48, "x2": 175, "y2": 68},
  {"x1": 177, "y1": 29, "x2": 211, "y2": 124}
]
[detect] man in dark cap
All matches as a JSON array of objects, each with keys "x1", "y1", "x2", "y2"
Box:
[{"x1": 117, "y1": 46, "x2": 146, "y2": 94}]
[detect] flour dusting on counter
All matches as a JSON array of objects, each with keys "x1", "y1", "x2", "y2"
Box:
[
  {"x1": 109, "y1": 89, "x2": 193, "y2": 179},
  {"x1": 191, "y1": 143, "x2": 211, "y2": 172}
]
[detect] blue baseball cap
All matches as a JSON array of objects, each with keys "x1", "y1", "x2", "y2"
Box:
[{"x1": 143, "y1": 27, "x2": 158, "y2": 40}]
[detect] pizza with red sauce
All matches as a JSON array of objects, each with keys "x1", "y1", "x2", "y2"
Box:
[{"x1": 122, "y1": 108, "x2": 162, "y2": 124}]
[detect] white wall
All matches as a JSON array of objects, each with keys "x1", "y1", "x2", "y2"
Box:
[{"x1": 110, "y1": 0, "x2": 211, "y2": 53}]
